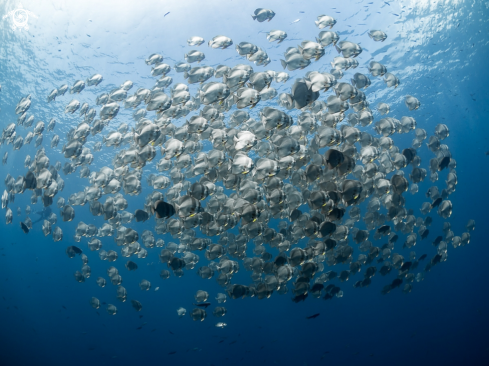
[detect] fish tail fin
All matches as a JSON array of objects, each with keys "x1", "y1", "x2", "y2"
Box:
[
  {"x1": 280, "y1": 59, "x2": 287, "y2": 69},
  {"x1": 251, "y1": 15, "x2": 256, "y2": 20}
]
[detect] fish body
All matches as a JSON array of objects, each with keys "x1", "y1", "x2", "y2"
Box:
[
  {"x1": 252, "y1": 8, "x2": 275, "y2": 22},
  {"x1": 267, "y1": 30, "x2": 287, "y2": 43}
]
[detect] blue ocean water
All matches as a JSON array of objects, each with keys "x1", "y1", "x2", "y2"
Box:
[{"x1": 1, "y1": 0, "x2": 489, "y2": 365}]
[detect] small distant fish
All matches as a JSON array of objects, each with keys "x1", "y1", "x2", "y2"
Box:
[
  {"x1": 193, "y1": 302, "x2": 211, "y2": 308},
  {"x1": 306, "y1": 313, "x2": 320, "y2": 319},
  {"x1": 290, "y1": 19, "x2": 301, "y2": 24},
  {"x1": 164, "y1": 12, "x2": 170, "y2": 16},
  {"x1": 168, "y1": 351, "x2": 176, "y2": 355}
]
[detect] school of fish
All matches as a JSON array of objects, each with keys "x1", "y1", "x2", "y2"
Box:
[{"x1": 0, "y1": 8, "x2": 475, "y2": 323}]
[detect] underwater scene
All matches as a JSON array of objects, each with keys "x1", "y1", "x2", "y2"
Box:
[{"x1": 1, "y1": 0, "x2": 489, "y2": 365}]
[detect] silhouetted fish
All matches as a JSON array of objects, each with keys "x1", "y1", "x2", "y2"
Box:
[{"x1": 193, "y1": 302, "x2": 211, "y2": 308}]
